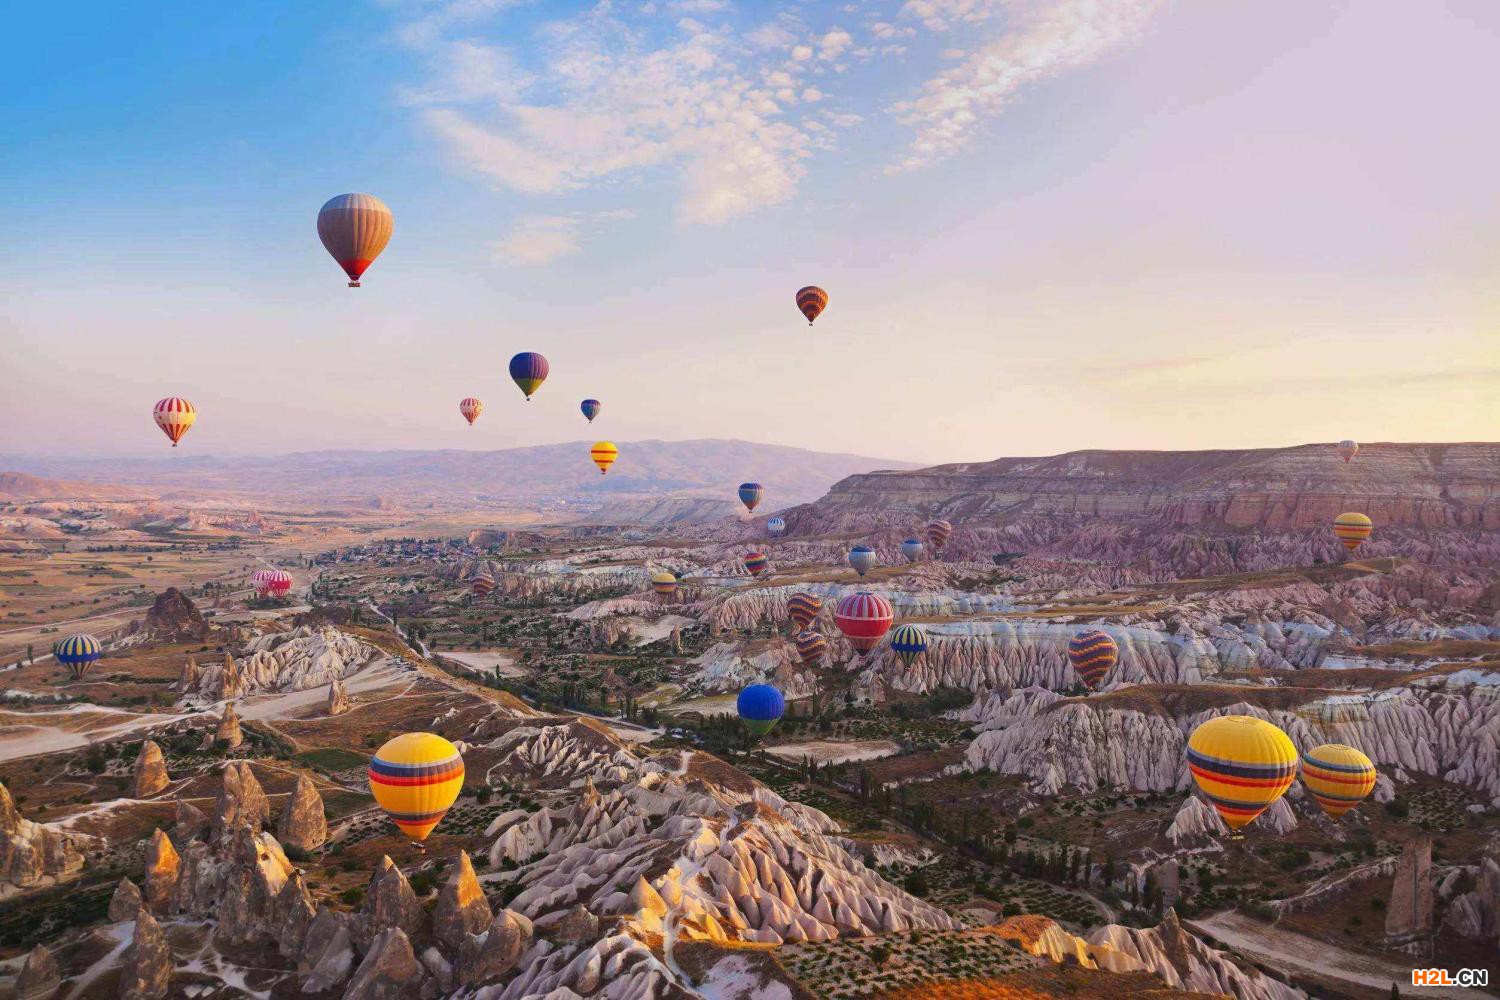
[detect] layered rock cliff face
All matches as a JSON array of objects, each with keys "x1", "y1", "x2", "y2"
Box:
[
  {"x1": 186, "y1": 625, "x2": 380, "y2": 700},
  {"x1": 779, "y1": 443, "x2": 1500, "y2": 575},
  {"x1": 0, "y1": 782, "x2": 92, "y2": 891}
]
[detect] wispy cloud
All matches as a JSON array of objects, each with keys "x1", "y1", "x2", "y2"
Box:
[
  {"x1": 889, "y1": 0, "x2": 1161, "y2": 172},
  {"x1": 490, "y1": 209, "x2": 635, "y2": 265}
]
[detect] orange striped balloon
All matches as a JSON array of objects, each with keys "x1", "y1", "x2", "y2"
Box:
[
  {"x1": 591, "y1": 441, "x2": 618, "y2": 475},
  {"x1": 153, "y1": 397, "x2": 196, "y2": 447},
  {"x1": 1332, "y1": 512, "x2": 1372, "y2": 551},
  {"x1": 317, "y1": 193, "x2": 393, "y2": 288},
  {"x1": 795, "y1": 286, "x2": 828, "y2": 325}
]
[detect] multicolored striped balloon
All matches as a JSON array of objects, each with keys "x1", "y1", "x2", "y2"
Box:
[
  {"x1": 1186, "y1": 716, "x2": 1298, "y2": 831},
  {"x1": 901, "y1": 538, "x2": 924, "y2": 563},
  {"x1": 787, "y1": 592, "x2": 822, "y2": 630},
  {"x1": 471, "y1": 574, "x2": 496, "y2": 597},
  {"x1": 153, "y1": 397, "x2": 196, "y2": 447},
  {"x1": 834, "y1": 591, "x2": 893, "y2": 655},
  {"x1": 848, "y1": 545, "x2": 877, "y2": 578},
  {"x1": 795, "y1": 285, "x2": 828, "y2": 325},
  {"x1": 1336, "y1": 439, "x2": 1358, "y2": 463},
  {"x1": 590, "y1": 441, "x2": 618, "y2": 475},
  {"x1": 368, "y1": 733, "x2": 465, "y2": 842},
  {"x1": 650, "y1": 571, "x2": 678, "y2": 598},
  {"x1": 580, "y1": 399, "x2": 601, "y2": 423},
  {"x1": 737, "y1": 684, "x2": 785, "y2": 737},
  {"x1": 743, "y1": 551, "x2": 769, "y2": 578},
  {"x1": 1067, "y1": 629, "x2": 1118, "y2": 691},
  {"x1": 795, "y1": 629, "x2": 827, "y2": 667},
  {"x1": 926, "y1": 520, "x2": 952, "y2": 551},
  {"x1": 317, "y1": 193, "x2": 393, "y2": 288},
  {"x1": 766, "y1": 517, "x2": 786, "y2": 537},
  {"x1": 889, "y1": 623, "x2": 927, "y2": 667},
  {"x1": 1332, "y1": 512, "x2": 1372, "y2": 551},
  {"x1": 1300, "y1": 743, "x2": 1377, "y2": 819},
  {"x1": 509, "y1": 352, "x2": 549, "y2": 400},
  {"x1": 460, "y1": 397, "x2": 484, "y2": 426},
  {"x1": 53, "y1": 634, "x2": 101, "y2": 680},
  {"x1": 738, "y1": 483, "x2": 764, "y2": 513}
]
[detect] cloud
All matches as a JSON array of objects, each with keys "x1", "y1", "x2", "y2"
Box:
[
  {"x1": 819, "y1": 27, "x2": 853, "y2": 60},
  {"x1": 899, "y1": 0, "x2": 1004, "y2": 32},
  {"x1": 490, "y1": 210, "x2": 636, "y2": 265},
  {"x1": 889, "y1": 0, "x2": 1161, "y2": 172}
]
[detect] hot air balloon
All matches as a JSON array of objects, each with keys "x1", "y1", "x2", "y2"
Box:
[
  {"x1": 795, "y1": 629, "x2": 827, "y2": 667},
  {"x1": 1067, "y1": 629, "x2": 1118, "y2": 691},
  {"x1": 738, "y1": 483, "x2": 764, "y2": 513},
  {"x1": 650, "y1": 571, "x2": 678, "y2": 598},
  {"x1": 1336, "y1": 440, "x2": 1359, "y2": 463},
  {"x1": 1300, "y1": 743, "x2": 1377, "y2": 819},
  {"x1": 889, "y1": 623, "x2": 927, "y2": 667},
  {"x1": 787, "y1": 592, "x2": 822, "y2": 630},
  {"x1": 460, "y1": 398, "x2": 484, "y2": 426},
  {"x1": 927, "y1": 519, "x2": 952, "y2": 551},
  {"x1": 368, "y1": 733, "x2": 465, "y2": 843},
  {"x1": 767, "y1": 517, "x2": 786, "y2": 537},
  {"x1": 317, "y1": 193, "x2": 393, "y2": 288},
  {"x1": 1332, "y1": 512, "x2": 1372, "y2": 552},
  {"x1": 509, "y1": 352, "x2": 550, "y2": 400},
  {"x1": 848, "y1": 545, "x2": 877, "y2": 578},
  {"x1": 471, "y1": 573, "x2": 496, "y2": 597},
  {"x1": 153, "y1": 397, "x2": 196, "y2": 448},
  {"x1": 737, "y1": 684, "x2": 785, "y2": 737},
  {"x1": 53, "y1": 634, "x2": 101, "y2": 681},
  {"x1": 250, "y1": 569, "x2": 270, "y2": 592},
  {"x1": 1186, "y1": 716, "x2": 1298, "y2": 831},
  {"x1": 743, "y1": 551, "x2": 769, "y2": 578},
  {"x1": 834, "y1": 591, "x2": 893, "y2": 655},
  {"x1": 581, "y1": 399, "x2": 601, "y2": 423},
  {"x1": 795, "y1": 286, "x2": 828, "y2": 325},
  {"x1": 254, "y1": 569, "x2": 293, "y2": 599},
  {"x1": 590, "y1": 441, "x2": 618, "y2": 475},
  {"x1": 901, "y1": 538, "x2": 924, "y2": 563}
]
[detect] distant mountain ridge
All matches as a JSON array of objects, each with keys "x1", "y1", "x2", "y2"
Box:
[{"x1": 1, "y1": 439, "x2": 920, "y2": 510}]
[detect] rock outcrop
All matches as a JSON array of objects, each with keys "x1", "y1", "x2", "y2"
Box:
[
  {"x1": 327, "y1": 677, "x2": 350, "y2": 715},
  {"x1": 1387, "y1": 835, "x2": 1435, "y2": 941},
  {"x1": 276, "y1": 774, "x2": 327, "y2": 853},
  {"x1": 1089, "y1": 909, "x2": 1302, "y2": 1000},
  {"x1": 15, "y1": 943, "x2": 60, "y2": 1000},
  {"x1": 355, "y1": 856, "x2": 425, "y2": 950},
  {"x1": 140, "y1": 587, "x2": 208, "y2": 642},
  {"x1": 109, "y1": 877, "x2": 144, "y2": 922},
  {"x1": 212, "y1": 761, "x2": 269, "y2": 841},
  {"x1": 187, "y1": 625, "x2": 380, "y2": 700},
  {"x1": 0, "y1": 781, "x2": 89, "y2": 889},
  {"x1": 142, "y1": 829, "x2": 179, "y2": 913},
  {"x1": 298, "y1": 905, "x2": 356, "y2": 991},
  {"x1": 174, "y1": 800, "x2": 208, "y2": 841},
  {"x1": 214, "y1": 703, "x2": 243, "y2": 749},
  {"x1": 455, "y1": 908, "x2": 533, "y2": 987},
  {"x1": 132, "y1": 740, "x2": 169, "y2": 798},
  {"x1": 175, "y1": 656, "x2": 198, "y2": 693},
  {"x1": 344, "y1": 927, "x2": 426, "y2": 999},
  {"x1": 118, "y1": 908, "x2": 172, "y2": 999},
  {"x1": 434, "y1": 850, "x2": 491, "y2": 950}
]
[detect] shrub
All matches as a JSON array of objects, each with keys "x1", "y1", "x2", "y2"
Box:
[{"x1": 340, "y1": 887, "x2": 364, "y2": 907}]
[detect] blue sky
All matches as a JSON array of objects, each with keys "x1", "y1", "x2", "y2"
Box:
[{"x1": 3, "y1": 1, "x2": 1498, "y2": 463}]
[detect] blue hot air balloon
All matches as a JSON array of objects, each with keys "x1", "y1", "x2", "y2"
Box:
[
  {"x1": 580, "y1": 399, "x2": 601, "y2": 423},
  {"x1": 848, "y1": 545, "x2": 877, "y2": 577},
  {"x1": 767, "y1": 517, "x2": 786, "y2": 537},
  {"x1": 54, "y1": 633, "x2": 102, "y2": 680},
  {"x1": 737, "y1": 683, "x2": 785, "y2": 737},
  {"x1": 738, "y1": 482, "x2": 764, "y2": 513},
  {"x1": 901, "y1": 538, "x2": 924, "y2": 563},
  {"x1": 509, "y1": 352, "x2": 549, "y2": 400}
]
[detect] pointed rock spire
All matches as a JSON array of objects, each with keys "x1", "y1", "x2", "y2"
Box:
[
  {"x1": 276, "y1": 774, "x2": 327, "y2": 853},
  {"x1": 109, "y1": 877, "x2": 144, "y2": 922},
  {"x1": 142, "y1": 829, "x2": 180, "y2": 913},
  {"x1": 326, "y1": 677, "x2": 350, "y2": 716},
  {"x1": 118, "y1": 908, "x2": 171, "y2": 999},
  {"x1": 132, "y1": 740, "x2": 169, "y2": 798},
  {"x1": 212, "y1": 761, "x2": 269, "y2": 841},
  {"x1": 215, "y1": 703, "x2": 243, "y2": 749},
  {"x1": 434, "y1": 850, "x2": 492, "y2": 950},
  {"x1": 15, "y1": 943, "x2": 60, "y2": 1000}
]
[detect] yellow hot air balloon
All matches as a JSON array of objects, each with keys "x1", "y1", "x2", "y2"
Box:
[
  {"x1": 1332, "y1": 512, "x2": 1373, "y2": 552},
  {"x1": 367, "y1": 733, "x2": 465, "y2": 843},
  {"x1": 1300, "y1": 743, "x2": 1376, "y2": 819},
  {"x1": 650, "y1": 571, "x2": 678, "y2": 598},
  {"x1": 590, "y1": 441, "x2": 618, "y2": 475},
  {"x1": 1186, "y1": 715, "x2": 1298, "y2": 831}
]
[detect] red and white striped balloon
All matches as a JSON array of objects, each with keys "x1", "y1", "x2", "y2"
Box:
[
  {"x1": 460, "y1": 397, "x2": 484, "y2": 426},
  {"x1": 153, "y1": 397, "x2": 196, "y2": 447},
  {"x1": 833, "y1": 592, "x2": 894, "y2": 654}
]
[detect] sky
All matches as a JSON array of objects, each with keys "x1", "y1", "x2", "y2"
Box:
[{"x1": 2, "y1": 0, "x2": 1498, "y2": 466}]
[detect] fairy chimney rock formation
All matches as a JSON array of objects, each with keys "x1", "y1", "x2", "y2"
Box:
[
  {"x1": 456, "y1": 908, "x2": 533, "y2": 987},
  {"x1": 0, "y1": 781, "x2": 87, "y2": 889},
  {"x1": 327, "y1": 677, "x2": 350, "y2": 716},
  {"x1": 1386, "y1": 834, "x2": 1435, "y2": 942},
  {"x1": 174, "y1": 800, "x2": 208, "y2": 842},
  {"x1": 356, "y1": 856, "x2": 425, "y2": 950},
  {"x1": 218, "y1": 654, "x2": 242, "y2": 702},
  {"x1": 142, "y1": 829, "x2": 180, "y2": 913},
  {"x1": 15, "y1": 944, "x2": 61, "y2": 1000},
  {"x1": 434, "y1": 850, "x2": 492, "y2": 950},
  {"x1": 118, "y1": 908, "x2": 172, "y2": 999},
  {"x1": 213, "y1": 761, "x2": 269, "y2": 841},
  {"x1": 142, "y1": 587, "x2": 207, "y2": 642},
  {"x1": 109, "y1": 877, "x2": 144, "y2": 922},
  {"x1": 345, "y1": 927, "x2": 426, "y2": 999},
  {"x1": 215, "y1": 703, "x2": 243, "y2": 749},
  {"x1": 132, "y1": 740, "x2": 169, "y2": 798},
  {"x1": 276, "y1": 774, "x2": 328, "y2": 853},
  {"x1": 176, "y1": 656, "x2": 199, "y2": 692}
]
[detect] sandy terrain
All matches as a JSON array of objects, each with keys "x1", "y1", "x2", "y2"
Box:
[
  {"x1": 439, "y1": 650, "x2": 527, "y2": 678},
  {"x1": 763, "y1": 739, "x2": 902, "y2": 765}
]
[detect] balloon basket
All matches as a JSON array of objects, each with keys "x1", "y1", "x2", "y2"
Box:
[{"x1": 347, "y1": 281, "x2": 361, "y2": 288}]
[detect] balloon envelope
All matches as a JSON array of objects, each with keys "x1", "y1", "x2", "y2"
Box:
[
  {"x1": 1336, "y1": 440, "x2": 1358, "y2": 462},
  {"x1": 737, "y1": 684, "x2": 785, "y2": 737},
  {"x1": 590, "y1": 441, "x2": 618, "y2": 475},
  {"x1": 848, "y1": 545, "x2": 877, "y2": 577},
  {"x1": 153, "y1": 397, "x2": 196, "y2": 447},
  {"x1": 650, "y1": 571, "x2": 678, "y2": 597},
  {"x1": 1332, "y1": 512, "x2": 1373, "y2": 551},
  {"x1": 889, "y1": 623, "x2": 927, "y2": 667},
  {"x1": 738, "y1": 483, "x2": 763, "y2": 512},
  {"x1": 767, "y1": 517, "x2": 786, "y2": 537},
  {"x1": 581, "y1": 399, "x2": 601, "y2": 423},
  {"x1": 1186, "y1": 715, "x2": 1298, "y2": 831},
  {"x1": 927, "y1": 520, "x2": 952, "y2": 550},
  {"x1": 53, "y1": 634, "x2": 101, "y2": 680},
  {"x1": 509, "y1": 352, "x2": 550, "y2": 399},
  {"x1": 795, "y1": 286, "x2": 828, "y2": 325},
  {"x1": 317, "y1": 193, "x2": 393, "y2": 287},
  {"x1": 901, "y1": 539, "x2": 924, "y2": 563},
  {"x1": 795, "y1": 629, "x2": 827, "y2": 667},
  {"x1": 1067, "y1": 629, "x2": 1118, "y2": 691},
  {"x1": 743, "y1": 551, "x2": 769, "y2": 577},
  {"x1": 460, "y1": 398, "x2": 484, "y2": 426},
  {"x1": 834, "y1": 592, "x2": 894, "y2": 654},
  {"x1": 471, "y1": 574, "x2": 496, "y2": 596},
  {"x1": 368, "y1": 733, "x2": 465, "y2": 842},
  {"x1": 1300, "y1": 743, "x2": 1377, "y2": 819},
  {"x1": 787, "y1": 592, "x2": 822, "y2": 630}
]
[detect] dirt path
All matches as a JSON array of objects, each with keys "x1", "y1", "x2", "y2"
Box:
[{"x1": 1191, "y1": 911, "x2": 1476, "y2": 999}]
